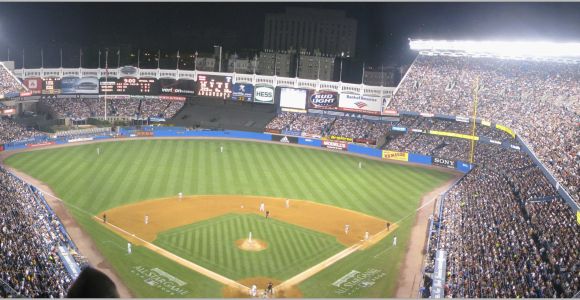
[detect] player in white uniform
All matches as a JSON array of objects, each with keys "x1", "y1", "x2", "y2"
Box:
[
  {"x1": 145, "y1": 215, "x2": 149, "y2": 225},
  {"x1": 393, "y1": 236, "x2": 397, "y2": 246},
  {"x1": 127, "y1": 242, "x2": 132, "y2": 254},
  {"x1": 259, "y1": 202, "x2": 265, "y2": 212},
  {"x1": 220, "y1": 146, "x2": 224, "y2": 153},
  {"x1": 344, "y1": 224, "x2": 350, "y2": 234},
  {"x1": 285, "y1": 199, "x2": 290, "y2": 208}
]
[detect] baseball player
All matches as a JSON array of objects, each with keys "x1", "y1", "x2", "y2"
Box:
[
  {"x1": 259, "y1": 202, "x2": 265, "y2": 212},
  {"x1": 387, "y1": 222, "x2": 391, "y2": 231},
  {"x1": 220, "y1": 145, "x2": 224, "y2": 153},
  {"x1": 393, "y1": 236, "x2": 397, "y2": 246},
  {"x1": 102, "y1": 213, "x2": 107, "y2": 223},
  {"x1": 358, "y1": 161, "x2": 362, "y2": 169},
  {"x1": 265, "y1": 210, "x2": 270, "y2": 219},
  {"x1": 97, "y1": 147, "x2": 100, "y2": 156},
  {"x1": 249, "y1": 285, "x2": 257, "y2": 297},
  {"x1": 365, "y1": 231, "x2": 369, "y2": 241},
  {"x1": 285, "y1": 198, "x2": 290, "y2": 208},
  {"x1": 145, "y1": 215, "x2": 149, "y2": 225},
  {"x1": 127, "y1": 242, "x2": 132, "y2": 254},
  {"x1": 344, "y1": 224, "x2": 350, "y2": 234},
  {"x1": 266, "y1": 282, "x2": 273, "y2": 295}
]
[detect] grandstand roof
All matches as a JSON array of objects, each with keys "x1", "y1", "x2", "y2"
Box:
[{"x1": 409, "y1": 39, "x2": 580, "y2": 63}]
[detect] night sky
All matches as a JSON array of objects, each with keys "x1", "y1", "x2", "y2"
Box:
[{"x1": 0, "y1": 2, "x2": 579, "y2": 79}]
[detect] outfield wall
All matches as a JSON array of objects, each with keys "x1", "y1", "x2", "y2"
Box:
[{"x1": 1, "y1": 126, "x2": 473, "y2": 173}]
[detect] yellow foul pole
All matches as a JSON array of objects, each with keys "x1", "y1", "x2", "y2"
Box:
[{"x1": 469, "y1": 77, "x2": 479, "y2": 164}]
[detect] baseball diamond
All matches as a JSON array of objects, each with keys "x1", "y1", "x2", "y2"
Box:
[{"x1": 2, "y1": 139, "x2": 457, "y2": 297}]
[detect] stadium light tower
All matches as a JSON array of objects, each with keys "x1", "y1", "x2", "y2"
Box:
[{"x1": 409, "y1": 39, "x2": 580, "y2": 61}]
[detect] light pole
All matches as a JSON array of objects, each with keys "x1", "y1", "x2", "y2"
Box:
[
  {"x1": 214, "y1": 45, "x2": 222, "y2": 72},
  {"x1": 194, "y1": 51, "x2": 198, "y2": 71},
  {"x1": 339, "y1": 52, "x2": 344, "y2": 82}
]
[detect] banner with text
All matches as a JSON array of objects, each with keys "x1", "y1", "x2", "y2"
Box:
[
  {"x1": 321, "y1": 140, "x2": 348, "y2": 151},
  {"x1": 338, "y1": 94, "x2": 382, "y2": 115},
  {"x1": 382, "y1": 150, "x2": 409, "y2": 161}
]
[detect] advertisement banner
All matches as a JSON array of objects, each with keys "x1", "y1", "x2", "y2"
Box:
[
  {"x1": 280, "y1": 87, "x2": 308, "y2": 109},
  {"x1": 420, "y1": 112, "x2": 434, "y2": 118},
  {"x1": 353, "y1": 138, "x2": 377, "y2": 145},
  {"x1": 391, "y1": 126, "x2": 407, "y2": 133},
  {"x1": 68, "y1": 137, "x2": 94, "y2": 143},
  {"x1": 61, "y1": 77, "x2": 80, "y2": 94},
  {"x1": 329, "y1": 135, "x2": 353, "y2": 143},
  {"x1": 253, "y1": 85, "x2": 274, "y2": 104},
  {"x1": 160, "y1": 79, "x2": 194, "y2": 96},
  {"x1": 301, "y1": 132, "x2": 322, "y2": 139},
  {"x1": 455, "y1": 116, "x2": 470, "y2": 123},
  {"x1": 159, "y1": 95, "x2": 186, "y2": 101},
  {"x1": 196, "y1": 74, "x2": 233, "y2": 99},
  {"x1": 264, "y1": 128, "x2": 281, "y2": 134},
  {"x1": 309, "y1": 91, "x2": 339, "y2": 109},
  {"x1": 136, "y1": 131, "x2": 154, "y2": 137},
  {"x1": 382, "y1": 108, "x2": 399, "y2": 116},
  {"x1": 429, "y1": 130, "x2": 479, "y2": 141},
  {"x1": 76, "y1": 77, "x2": 100, "y2": 94},
  {"x1": 382, "y1": 150, "x2": 409, "y2": 161},
  {"x1": 496, "y1": 124, "x2": 515, "y2": 138},
  {"x1": 271, "y1": 134, "x2": 298, "y2": 144},
  {"x1": 322, "y1": 140, "x2": 348, "y2": 151},
  {"x1": 27, "y1": 141, "x2": 55, "y2": 148},
  {"x1": 432, "y1": 157, "x2": 456, "y2": 169},
  {"x1": 281, "y1": 130, "x2": 302, "y2": 136},
  {"x1": 24, "y1": 78, "x2": 43, "y2": 94},
  {"x1": 338, "y1": 94, "x2": 382, "y2": 115},
  {"x1": 231, "y1": 83, "x2": 254, "y2": 102}
]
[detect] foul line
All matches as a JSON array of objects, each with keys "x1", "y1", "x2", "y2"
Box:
[{"x1": 93, "y1": 216, "x2": 249, "y2": 291}]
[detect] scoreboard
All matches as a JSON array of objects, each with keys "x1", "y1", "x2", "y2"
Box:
[
  {"x1": 196, "y1": 75, "x2": 232, "y2": 99},
  {"x1": 99, "y1": 78, "x2": 159, "y2": 95},
  {"x1": 42, "y1": 78, "x2": 61, "y2": 94}
]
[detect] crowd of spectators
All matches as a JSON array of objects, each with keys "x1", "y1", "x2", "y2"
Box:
[
  {"x1": 429, "y1": 143, "x2": 579, "y2": 298},
  {"x1": 0, "y1": 117, "x2": 44, "y2": 144},
  {"x1": 389, "y1": 55, "x2": 579, "y2": 200},
  {"x1": 0, "y1": 63, "x2": 25, "y2": 97},
  {"x1": 0, "y1": 167, "x2": 82, "y2": 297},
  {"x1": 265, "y1": 112, "x2": 333, "y2": 137},
  {"x1": 40, "y1": 97, "x2": 184, "y2": 120}
]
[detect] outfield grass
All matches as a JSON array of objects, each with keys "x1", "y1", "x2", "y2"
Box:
[
  {"x1": 155, "y1": 213, "x2": 345, "y2": 280},
  {"x1": 4, "y1": 139, "x2": 455, "y2": 297}
]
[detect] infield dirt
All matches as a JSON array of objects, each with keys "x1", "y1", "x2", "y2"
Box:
[{"x1": 98, "y1": 195, "x2": 396, "y2": 247}]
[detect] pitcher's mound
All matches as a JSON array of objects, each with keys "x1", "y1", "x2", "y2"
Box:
[{"x1": 236, "y1": 239, "x2": 268, "y2": 252}]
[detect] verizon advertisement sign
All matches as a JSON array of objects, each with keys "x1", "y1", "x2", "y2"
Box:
[{"x1": 338, "y1": 94, "x2": 382, "y2": 115}]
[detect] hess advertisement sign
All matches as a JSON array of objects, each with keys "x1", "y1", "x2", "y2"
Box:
[{"x1": 253, "y1": 85, "x2": 274, "y2": 104}]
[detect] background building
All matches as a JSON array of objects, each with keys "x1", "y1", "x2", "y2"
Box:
[
  {"x1": 226, "y1": 54, "x2": 259, "y2": 74},
  {"x1": 296, "y1": 50, "x2": 335, "y2": 81},
  {"x1": 363, "y1": 65, "x2": 400, "y2": 86},
  {"x1": 263, "y1": 7, "x2": 357, "y2": 57},
  {"x1": 257, "y1": 50, "x2": 294, "y2": 77}
]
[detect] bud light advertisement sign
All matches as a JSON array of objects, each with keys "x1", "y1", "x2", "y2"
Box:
[
  {"x1": 231, "y1": 83, "x2": 254, "y2": 102},
  {"x1": 309, "y1": 91, "x2": 338, "y2": 109}
]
